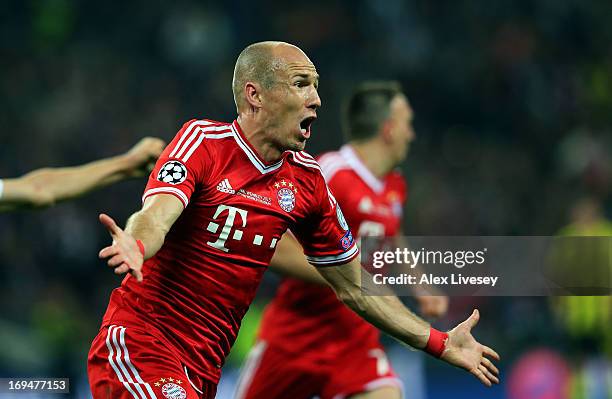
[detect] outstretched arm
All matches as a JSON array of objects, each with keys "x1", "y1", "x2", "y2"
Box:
[
  {"x1": 0, "y1": 137, "x2": 164, "y2": 212},
  {"x1": 98, "y1": 194, "x2": 183, "y2": 281},
  {"x1": 269, "y1": 233, "x2": 449, "y2": 319},
  {"x1": 317, "y1": 258, "x2": 500, "y2": 387}
]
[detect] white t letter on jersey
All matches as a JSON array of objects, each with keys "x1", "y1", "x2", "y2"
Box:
[{"x1": 206, "y1": 205, "x2": 248, "y2": 252}]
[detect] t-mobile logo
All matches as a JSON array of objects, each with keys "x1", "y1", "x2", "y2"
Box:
[{"x1": 206, "y1": 205, "x2": 248, "y2": 252}]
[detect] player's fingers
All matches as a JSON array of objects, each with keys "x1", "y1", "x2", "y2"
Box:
[
  {"x1": 481, "y1": 357, "x2": 499, "y2": 376},
  {"x1": 114, "y1": 264, "x2": 131, "y2": 275},
  {"x1": 99, "y1": 214, "x2": 122, "y2": 236},
  {"x1": 131, "y1": 268, "x2": 143, "y2": 283},
  {"x1": 463, "y1": 309, "x2": 480, "y2": 330},
  {"x1": 472, "y1": 367, "x2": 492, "y2": 387},
  {"x1": 107, "y1": 254, "x2": 125, "y2": 268},
  {"x1": 99, "y1": 245, "x2": 117, "y2": 259},
  {"x1": 482, "y1": 345, "x2": 500, "y2": 361},
  {"x1": 478, "y1": 364, "x2": 499, "y2": 384}
]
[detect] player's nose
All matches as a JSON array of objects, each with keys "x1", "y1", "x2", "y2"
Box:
[{"x1": 307, "y1": 87, "x2": 321, "y2": 110}]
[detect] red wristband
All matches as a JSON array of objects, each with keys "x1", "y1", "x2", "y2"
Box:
[
  {"x1": 425, "y1": 327, "x2": 448, "y2": 358},
  {"x1": 136, "y1": 240, "x2": 145, "y2": 258}
]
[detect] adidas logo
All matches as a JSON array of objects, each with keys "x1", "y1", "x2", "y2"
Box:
[{"x1": 216, "y1": 178, "x2": 235, "y2": 194}]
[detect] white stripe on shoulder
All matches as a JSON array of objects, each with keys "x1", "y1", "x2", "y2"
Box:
[
  {"x1": 169, "y1": 120, "x2": 214, "y2": 158},
  {"x1": 290, "y1": 151, "x2": 322, "y2": 172},
  {"x1": 182, "y1": 133, "x2": 206, "y2": 162},
  {"x1": 182, "y1": 125, "x2": 233, "y2": 162},
  {"x1": 289, "y1": 152, "x2": 338, "y2": 207},
  {"x1": 326, "y1": 186, "x2": 337, "y2": 207},
  {"x1": 142, "y1": 187, "x2": 189, "y2": 208},
  {"x1": 298, "y1": 151, "x2": 316, "y2": 161}
]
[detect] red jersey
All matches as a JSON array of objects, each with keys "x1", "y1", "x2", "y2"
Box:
[
  {"x1": 100, "y1": 120, "x2": 359, "y2": 383},
  {"x1": 258, "y1": 145, "x2": 407, "y2": 359}
]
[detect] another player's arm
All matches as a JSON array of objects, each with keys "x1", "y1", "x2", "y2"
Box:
[
  {"x1": 392, "y1": 234, "x2": 449, "y2": 318},
  {"x1": 317, "y1": 258, "x2": 500, "y2": 387},
  {"x1": 0, "y1": 137, "x2": 164, "y2": 212},
  {"x1": 317, "y1": 257, "x2": 430, "y2": 347},
  {"x1": 268, "y1": 233, "x2": 328, "y2": 285},
  {"x1": 98, "y1": 194, "x2": 184, "y2": 281}
]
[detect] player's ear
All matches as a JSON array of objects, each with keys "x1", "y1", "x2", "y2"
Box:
[
  {"x1": 244, "y1": 82, "x2": 263, "y2": 110},
  {"x1": 380, "y1": 120, "x2": 394, "y2": 144}
]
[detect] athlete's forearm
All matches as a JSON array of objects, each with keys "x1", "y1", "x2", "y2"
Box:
[
  {"x1": 318, "y1": 258, "x2": 430, "y2": 349},
  {"x1": 0, "y1": 178, "x2": 51, "y2": 210},
  {"x1": 26, "y1": 155, "x2": 136, "y2": 203},
  {"x1": 0, "y1": 156, "x2": 136, "y2": 211},
  {"x1": 124, "y1": 195, "x2": 185, "y2": 259},
  {"x1": 124, "y1": 210, "x2": 168, "y2": 259}
]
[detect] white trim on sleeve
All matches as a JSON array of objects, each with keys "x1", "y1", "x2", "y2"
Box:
[
  {"x1": 142, "y1": 187, "x2": 189, "y2": 208},
  {"x1": 306, "y1": 243, "x2": 359, "y2": 266}
]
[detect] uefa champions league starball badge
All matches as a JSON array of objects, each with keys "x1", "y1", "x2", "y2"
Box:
[
  {"x1": 157, "y1": 160, "x2": 187, "y2": 185},
  {"x1": 274, "y1": 179, "x2": 298, "y2": 212}
]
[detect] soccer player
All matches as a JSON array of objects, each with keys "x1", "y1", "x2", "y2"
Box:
[
  {"x1": 0, "y1": 137, "x2": 165, "y2": 212},
  {"x1": 90, "y1": 42, "x2": 499, "y2": 399},
  {"x1": 236, "y1": 81, "x2": 448, "y2": 399}
]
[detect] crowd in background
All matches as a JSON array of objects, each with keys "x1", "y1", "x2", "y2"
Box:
[{"x1": 1, "y1": 1, "x2": 610, "y2": 398}]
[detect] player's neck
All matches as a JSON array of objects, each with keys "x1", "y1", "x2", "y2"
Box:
[
  {"x1": 236, "y1": 115, "x2": 284, "y2": 164},
  {"x1": 350, "y1": 140, "x2": 395, "y2": 178}
]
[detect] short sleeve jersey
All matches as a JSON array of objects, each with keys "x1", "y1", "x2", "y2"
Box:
[{"x1": 100, "y1": 120, "x2": 359, "y2": 383}]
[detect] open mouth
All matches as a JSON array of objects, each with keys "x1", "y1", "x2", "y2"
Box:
[{"x1": 299, "y1": 116, "x2": 316, "y2": 138}]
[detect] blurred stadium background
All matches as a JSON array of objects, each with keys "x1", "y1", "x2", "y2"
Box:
[{"x1": 0, "y1": 1, "x2": 610, "y2": 398}]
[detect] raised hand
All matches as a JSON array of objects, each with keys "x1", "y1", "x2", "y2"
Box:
[
  {"x1": 124, "y1": 137, "x2": 165, "y2": 177},
  {"x1": 98, "y1": 213, "x2": 144, "y2": 282},
  {"x1": 441, "y1": 309, "x2": 500, "y2": 386}
]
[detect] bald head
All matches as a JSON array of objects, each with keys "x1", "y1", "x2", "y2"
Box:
[{"x1": 232, "y1": 41, "x2": 309, "y2": 112}]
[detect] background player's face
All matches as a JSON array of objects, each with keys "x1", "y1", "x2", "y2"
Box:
[
  {"x1": 386, "y1": 94, "x2": 415, "y2": 165},
  {"x1": 261, "y1": 46, "x2": 321, "y2": 152}
]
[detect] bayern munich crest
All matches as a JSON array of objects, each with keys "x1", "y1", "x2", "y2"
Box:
[
  {"x1": 153, "y1": 377, "x2": 186, "y2": 399},
  {"x1": 161, "y1": 382, "x2": 186, "y2": 399},
  {"x1": 274, "y1": 179, "x2": 298, "y2": 212}
]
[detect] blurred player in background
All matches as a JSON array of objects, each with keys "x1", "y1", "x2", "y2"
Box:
[
  {"x1": 0, "y1": 137, "x2": 164, "y2": 212},
  {"x1": 91, "y1": 41, "x2": 499, "y2": 399},
  {"x1": 236, "y1": 82, "x2": 448, "y2": 399}
]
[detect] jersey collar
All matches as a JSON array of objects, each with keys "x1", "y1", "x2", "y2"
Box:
[
  {"x1": 340, "y1": 145, "x2": 385, "y2": 194},
  {"x1": 231, "y1": 120, "x2": 284, "y2": 174}
]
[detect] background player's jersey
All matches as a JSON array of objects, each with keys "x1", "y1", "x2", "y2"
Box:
[
  {"x1": 100, "y1": 120, "x2": 358, "y2": 383},
  {"x1": 258, "y1": 145, "x2": 407, "y2": 359}
]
